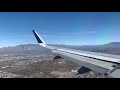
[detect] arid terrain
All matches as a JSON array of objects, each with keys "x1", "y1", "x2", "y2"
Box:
[
  {"x1": 0, "y1": 52, "x2": 111, "y2": 78},
  {"x1": 0, "y1": 43, "x2": 119, "y2": 78}
]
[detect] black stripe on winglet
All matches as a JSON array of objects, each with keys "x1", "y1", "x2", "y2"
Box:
[{"x1": 32, "y1": 30, "x2": 43, "y2": 43}]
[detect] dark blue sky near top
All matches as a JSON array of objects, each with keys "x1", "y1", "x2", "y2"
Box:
[{"x1": 0, "y1": 12, "x2": 120, "y2": 47}]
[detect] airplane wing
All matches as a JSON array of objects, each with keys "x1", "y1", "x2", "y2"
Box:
[{"x1": 32, "y1": 30, "x2": 120, "y2": 78}]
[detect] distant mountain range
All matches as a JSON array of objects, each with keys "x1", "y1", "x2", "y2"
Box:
[
  {"x1": 49, "y1": 42, "x2": 120, "y2": 55},
  {"x1": 0, "y1": 44, "x2": 50, "y2": 54},
  {"x1": 0, "y1": 42, "x2": 120, "y2": 55}
]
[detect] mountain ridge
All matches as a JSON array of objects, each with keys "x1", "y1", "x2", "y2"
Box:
[{"x1": 0, "y1": 42, "x2": 120, "y2": 55}]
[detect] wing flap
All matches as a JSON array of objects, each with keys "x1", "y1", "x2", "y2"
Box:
[{"x1": 52, "y1": 49, "x2": 115, "y2": 74}]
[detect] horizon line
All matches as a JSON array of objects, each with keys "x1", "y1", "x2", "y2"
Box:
[{"x1": 0, "y1": 41, "x2": 120, "y2": 48}]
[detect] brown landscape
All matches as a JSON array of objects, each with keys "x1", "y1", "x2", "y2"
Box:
[{"x1": 0, "y1": 42, "x2": 119, "y2": 78}]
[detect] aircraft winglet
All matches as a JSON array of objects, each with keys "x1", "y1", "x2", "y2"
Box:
[{"x1": 32, "y1": 30, "x2": 46, "y2": 47}]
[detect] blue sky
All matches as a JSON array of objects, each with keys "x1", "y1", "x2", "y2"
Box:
[{"x1": 0, "y1": 12, "x2": 120, "y2": 48}]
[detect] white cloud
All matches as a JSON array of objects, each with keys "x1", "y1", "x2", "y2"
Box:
[
  {"x1": 41, "y1": 30, "x2": 97, "y2": 37},
  {"x1": 85, "y1": 30, "x2": 96, "y2": 34}
]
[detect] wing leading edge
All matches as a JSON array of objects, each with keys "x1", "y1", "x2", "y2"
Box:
[{"x1": 32, "y1": 30, "x2": 120, "y2": 78}]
